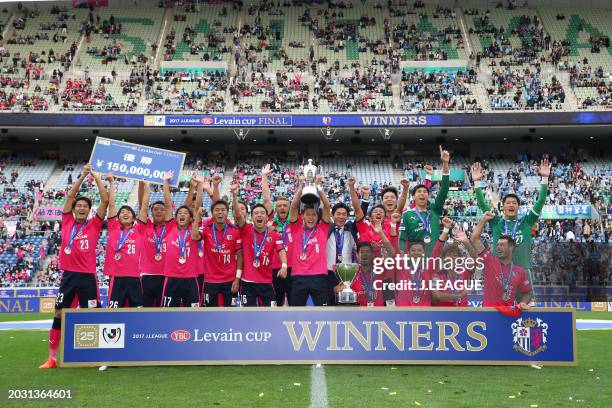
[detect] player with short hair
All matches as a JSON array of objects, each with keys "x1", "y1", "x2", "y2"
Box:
[
  {"x1": 161, "y1": 172, "x2": 201, "y2": 307},
  {"x1": 399, "y1": 145, "x2": 451, "y2": 256},
  {"x1": 287, "y1": 173, "x2": 332, "y2": 306},
  {"x1": 138, "y1": 179, "x2": 172, "y2": 307},
  {"x1": 104, "y1": 174, "x2": 144, "y2": 308},
  {"x1": 392, "y1": 239, "x2": 439, "y2": 306},
  {"x1": 262, "y1": 164, "x2": 294, "y2": 306},
  {"x1": 350, "y1": 220, "x2": 396, "y2": 307},
  {"x1": 231, "y1": 181, "x2": 288, "y2": 307},
  {"x1": 193, "y1": 184, "x2": 242, "y2": 307},
  {"x1": 471, "y1": 212, "x2": 532, "y2": 308},
  {"x1": 40, "y1": 163, "x2": 109, "y2": 369},
  {"x1": 349, "y1": 177, "x2": 400, "y2": 251},
  {"x1": 471, "y1": 159, "x2": 550, "y2": 301}
]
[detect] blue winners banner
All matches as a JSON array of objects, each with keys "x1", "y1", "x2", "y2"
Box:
[
  {"x1": 89, "y1": 137, "x2": 185, "y2": 187},
  {"x1": 61, "y1": 308, "x2": 576, "y2": 367}
]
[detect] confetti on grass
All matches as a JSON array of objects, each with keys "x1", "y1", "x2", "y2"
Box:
[
  {"x1": 389, "y1": 392, "x2": 397, "y2": 396},
  {"x1": 414, "y1": 401, "x2": 421, "y2": 406},
  {"x1": 293, "y1": 383, "x2": 301, "y2": 387},
  {"x1": 508, "y1": 395, "x2": 516, "y2": 399},
  {"x1": 381, "y1": 387, "x2": 389, "y2": 391},
  {"x1": 258, "y1": 393, "x2": 264, "y2": 397}
]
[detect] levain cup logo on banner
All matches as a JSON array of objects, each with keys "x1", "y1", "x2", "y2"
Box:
[
  {"x1": 512, "y1": 318, "x2": 548, "y2": 356},
  {"x1": 103, "y1": 326, "x2": 122, "y2": 345},
  {"x1": 74, "y1": 324, "x2": 99, "y2": 349}
]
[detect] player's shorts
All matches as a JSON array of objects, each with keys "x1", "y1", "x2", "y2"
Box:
[
  {"x1": 197, "y1": 274, "x2": 204, "y2": 300},
  {"x1": 290, "y1": 274, "x2": 329, "y2": 306},
  {"x1": 141, "y1": 274, "x2": 165, "y2": 307},
  {"x1": 162, "y1": 277, "x2": 200, "y2": 307},
  {"x1": 203, "y1": 281, "x2": 233, "y2": 307},
  {"x1": 55, "y1": 270, "x2": 100, "y2": 310},
  {"x1": 240, "y1": 281, "x2": 276, "y2": 307},
  {"x1": 272, "y1": 267, "x2": 292, "y2": 306},
  {"x1": 108, "y1": 276, "x2": 143, "y2": 308}
]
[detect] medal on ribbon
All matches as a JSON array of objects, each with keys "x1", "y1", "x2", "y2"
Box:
[
  {"x1": 500, "y1": 261, "x2": 515, "y2": 302},
  {"x1": 300, "y1": 225, "x2": 316, "y2": 261},
  {"x1": 503, "y1": 218, "x2": 521, "y2": 239},
  {"x1": 415, "y1": 208, "x2": 431, "y2": 243},
  {"x1": 212, "y1": 223, "x2": 228, "y2": 251},
  {"x1": 114, "y1": 227, "x2": 134, "y2": 261},
  {"x1": 64, "y1": 220, "x2": 88, "y2": 255},
  {"x1": 253, "y1": 229, "x2": 268, "y2": 268},
  {"x1": 359, "y1": 267, "x2": 375, "y2": 304},
  {"x1": 177, "y1": 227, "x2": 189, "y2": 264},
  {"x1": 412, "y1": 268, "x2": 422, "y2": 303},
  {"x1": 153, "y1": 224, "x2": 166, "y2": 261}
]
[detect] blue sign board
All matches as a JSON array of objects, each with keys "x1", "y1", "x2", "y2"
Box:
[
  {"x1": 89, "y1": 137, "x2": 185, "y2": 187},
  {"x1": 61, "y1": 308, "x2": 576, "y2": 366},
  {"x1": 0, "y1": 112, "x2": 611, "y2": 128}
]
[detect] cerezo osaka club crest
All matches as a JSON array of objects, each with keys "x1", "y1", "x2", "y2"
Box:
[{"x1": 512, "y1": 317, "x2": 548, "y2": 356}]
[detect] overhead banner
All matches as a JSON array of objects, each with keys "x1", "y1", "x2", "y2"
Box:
[
  {"x1": 0, "y1": 112, "x2": 611, "y2": 128},
  {"x1": 89, "y1": 137, "x2": 185, "y2": 187},
  {"x1": 61, "y1": 308, "x2": 576, "y2": 367},
  {"x1": 518, "y1": 204, "x2": 591, "y2": 219}
]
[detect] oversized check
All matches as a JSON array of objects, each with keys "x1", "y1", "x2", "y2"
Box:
[{"x1": 89, "y1": 137, "x2": 185, "y2": 187}]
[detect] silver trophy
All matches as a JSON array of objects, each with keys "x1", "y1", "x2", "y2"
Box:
[
  {"x1": 336, "y1": 263, "x2": 359, "y2": 304},
  {"x1": 301, "y1": 159, "x2": 320, "y2": 205}
]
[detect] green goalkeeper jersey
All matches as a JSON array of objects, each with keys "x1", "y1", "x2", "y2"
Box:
[{"x1": 475, "y1": 183, "x2": 548, "y2": 269}]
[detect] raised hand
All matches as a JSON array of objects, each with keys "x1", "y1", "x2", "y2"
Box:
[
  {"x1": 539, "y1": 158, "x2": 551, "y2": 178},
  {"x1": 454, "y1": 226, "x2": 468, "y2": 242},
  {"x1": 189, "y1": 173, "x2": 199, "y2": 188},
  {"x1": 212, "y1": 174, "x2": 222, "y2": 185},
  {"x1": 483, "y1": 211, "x2": 495, "y2": 222},
  {"x1": 83, "y1": 163, "x2": 92, "y2": 175},
  {"x1": 359, "y1": 184, "x2": 371, "y2": 197},
  {"x1": 347, "y1": 176, "x2": 356, "y2": 188},
  {"x1": 400, "y1": 178, "x2": 409, "y2": 189},
  {"x1": 262, "y1": 164, "x2": 271, "y2": 177},
  {"x1": 373, "y1": 220, "x2": 383, "y2": 235},
  {"x1": 163, "y1": 170, "x2": 174, "y2": 181},
  {"x1": 439, "y1": 145, "x2": 450, "y2": 163},
  {"x1": 441, "y1": 217, "x2": 453, "y2": 229},
  {"x1": 315, "y1": 174, "x2": 323, "y2": 185},
  {"x1": 471, "y1": 162, "x2": 483, "y2": 181},
  {"x1": 424, "y1": 164, "x2": 433, "y2": 176},
  {"x1": 230, "y1": 180, "x2": 240, "y2": 195},
  {"x1": 298, "y1": 175, "x2": 306, "y2": 184},
  {"x1": 391, "y1": 212, "x2": 402, "y2": 224},
  {"x1": 106, "y1": 173, "x2": 115, "y2": 184}
]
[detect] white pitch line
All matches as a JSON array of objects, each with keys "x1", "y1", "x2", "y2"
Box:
[{"x1": 310, "y1": 364, "x2": 329, "y2": 408}]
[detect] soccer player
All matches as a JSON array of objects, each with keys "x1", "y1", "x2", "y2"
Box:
[
  {"x1": 350, "y1": 221, "x2": 396, "y2": 307},
  {"x1": 392, "y1": 240, "x2": 438, "y2": 306},
  {"x1": 193, "y1": 182, "x2": 242, "y2": 307},
  {"x1": 325, "y1": 201, "x2": 368, "y2": 306},
  {"x1": 104, "y1": 174, "x2": 144, "y2": 308},
  {"x1": 231, "y1": 181, "x2": 288, "y2": 307},
  {"x1": 287, "y1": 173, "x2": 332, "y2": 306},
  {"x1": 348, "y1": 176, "x2": 400, "y2": 251},
  {"x1": 471, "y1": 159, "x2": 550, "y2": 300},
  {"x1": 138, "y1": 180, "x2": 173, "y2": 307},
  {"x1": 262, "y1": 164, "x2": 293, "y2": 306},
  {"x1": 470, "y1": 212, "x2": 532, "y2": 308},
  {"x1": 431, "y1": 218, "x2": 478, "y2": 307},
  {"x1": 40, "y1": 163, "x2": 109, "y2": 369},
  {"x1": 161, "y1": 172, "x2": 201, "y2": 307},
  {"x1": 399, "y1": 145, "x2": 450, "y2": 256}
]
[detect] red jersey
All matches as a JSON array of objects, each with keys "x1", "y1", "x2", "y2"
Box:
[
  {"x1": 350, "y1": 266, "x2": 385, "y2": 307},
  {"x1": 139, "y1": 220, "x2": 170, "y2": 276},
  {"x1": 431, "y1": 269, "x2": 473, "y2": 307},
  {"x1": 103, "y1": 218, "x2": 143, "y2": 277},
  {"x1": 163, "y1": 220, "x2": 200, "y2": 278},
  {"x1": 394, "y1": 240, "x2": 444, "y2": 306},
  {"x1": 355, "y1": 218, "x2": 399, "y2": 252},
  {"x1": 239, "y1": 223, "x2": 284, "y2": 284},
  {"x1": 59, "y1": 212, "x2": 104, "y2": 274},
  {"x1": 481, "y1": 251, "x2": 531, "y2": 307},
  {"x1": 268, "y1": 212, "x2": 291, "y2": 269},
  {"x1": 199, "y1": 221, "x2": 242, "y2": 283},
  {"x1": 286, "y1": 219, "x2": 329, "y2": 276}
]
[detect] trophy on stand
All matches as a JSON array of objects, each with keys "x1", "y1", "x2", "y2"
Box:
[
  {"x1": 336, "y1": 263, "x2": 359, "y2": 305},
  {"x1": 301, "y1": 159, "x2": 320, "y2": 205}
]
